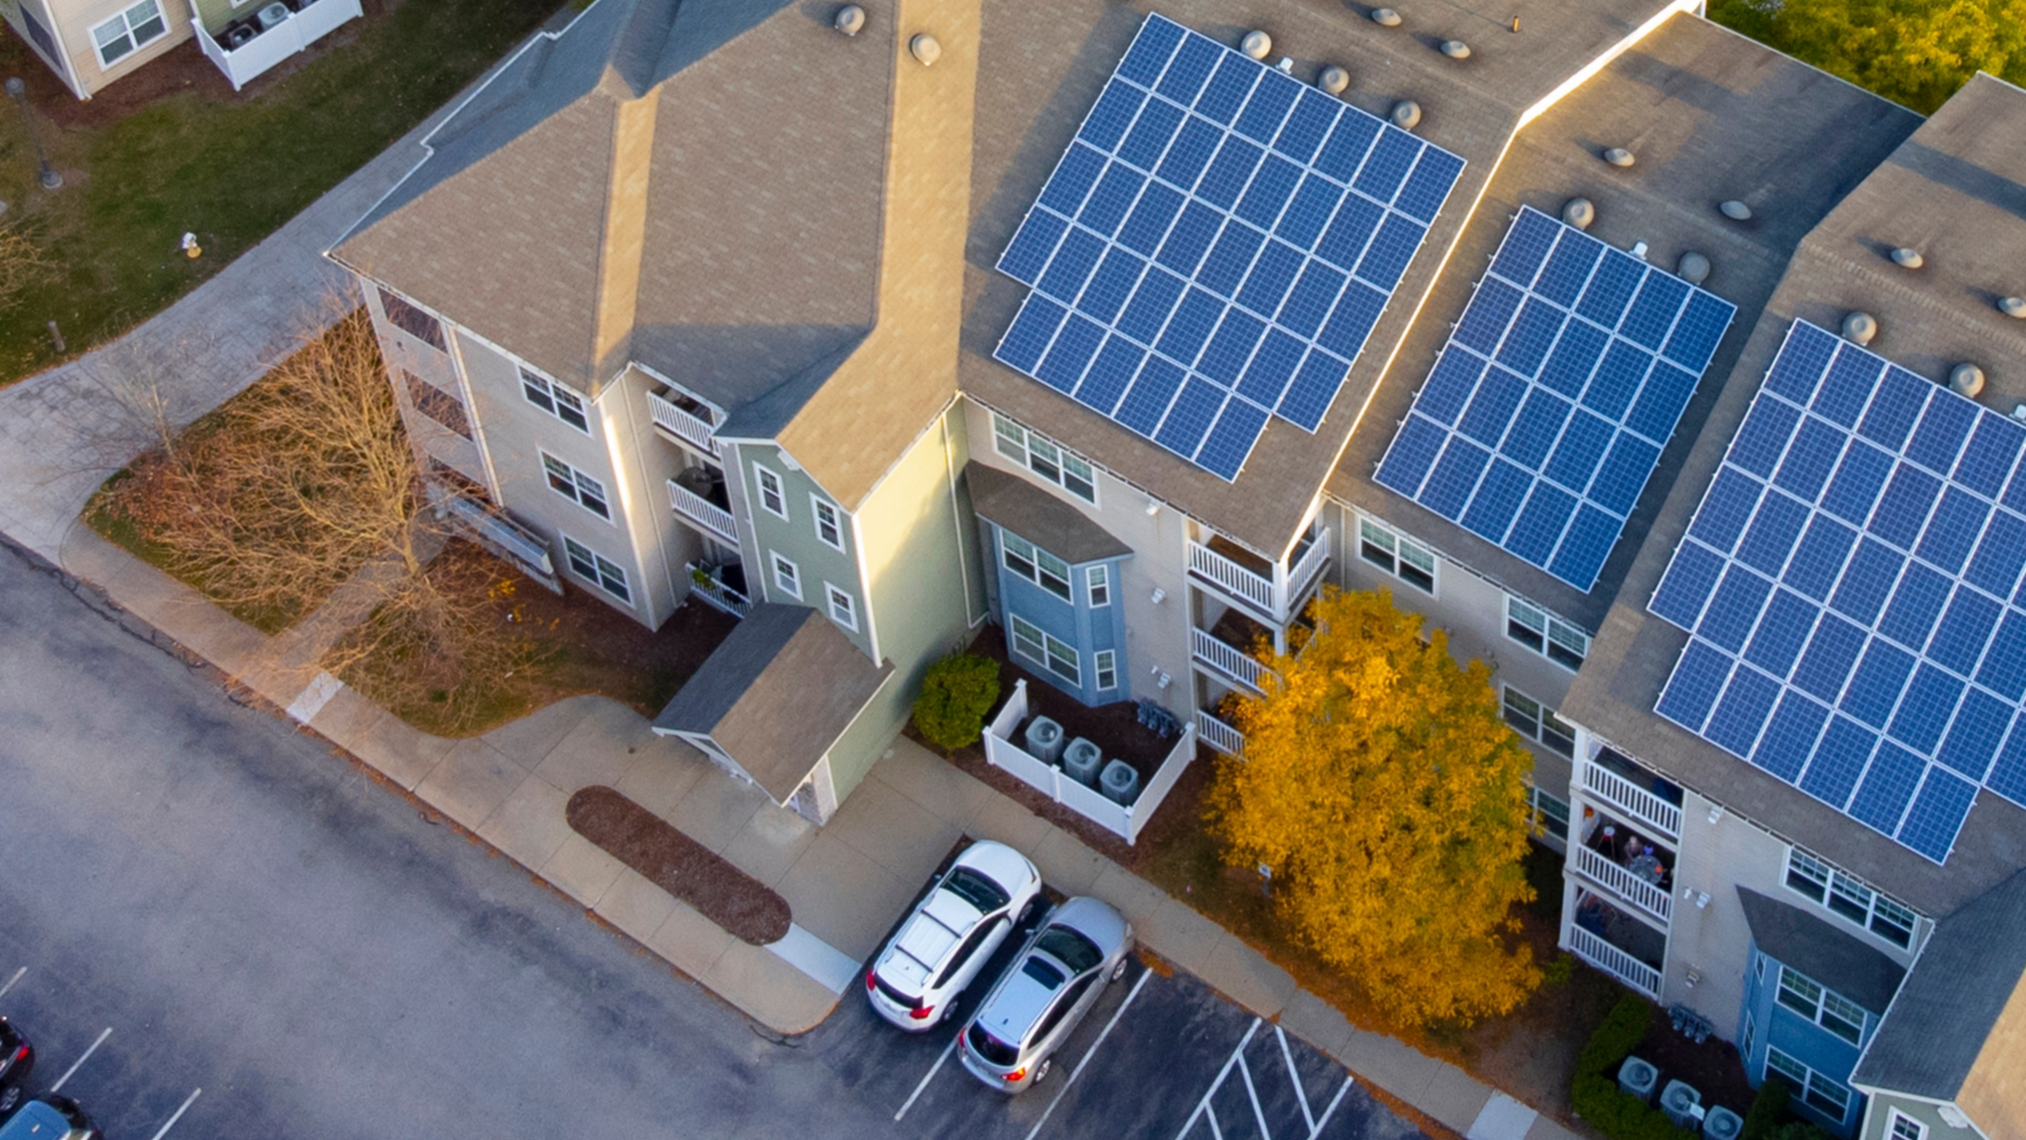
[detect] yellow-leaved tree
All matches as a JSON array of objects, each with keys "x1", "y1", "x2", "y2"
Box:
[
  {"x1": 1713, "y1": 0, "x2": 2026, "y2": 114},
  {"x1": 1207, "y1": 587, "x2": 1542, "y2": 1028}
]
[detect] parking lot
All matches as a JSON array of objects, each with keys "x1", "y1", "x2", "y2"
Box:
[
  {"x1": 0, "y1": 964, "x2": 202, "y2": 1140},
  {"x1": 809, "y1": 913, "x2": 1430, "y2": 1140}
]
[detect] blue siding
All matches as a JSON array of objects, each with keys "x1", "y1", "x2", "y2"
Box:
[
  {"x1": 986, "y1": 522, "x2": 1129, "y2": 706},
  {"x1": 1736, "y1": 945, "x2": 1868, "y2": 1136}
]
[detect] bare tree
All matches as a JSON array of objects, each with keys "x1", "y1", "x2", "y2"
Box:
[{"x1": 97, "y1": 295, "x2": 535, "y2": 730}]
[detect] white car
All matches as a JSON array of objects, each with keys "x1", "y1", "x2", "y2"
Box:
[{"x1": 865, "y1": 841, "x2": 1043, "y2": 1030}]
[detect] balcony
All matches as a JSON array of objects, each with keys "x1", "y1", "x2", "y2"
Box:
[
  {"x1": 1581, "y1": 753, "x2": 1684, "y2": 839},
  {"x1": 1192, "y1": 627, "x2": 1271, "y2": 694},
  {"x1": 669, "y1": 468, "x2": 738, "y2": 546},
  {"x1": 686, "y1": 562, "x2": 751, "y2": 619},
  {"x1": 1187, "y1": 526, "x2": 1331, "y2": 623},
  {"x1": 1197, "y1": 709, "x2": 1244, "y2": 757},
  {"x1": 1573, "y1": 843, "x2": 1673, "y2": 926},
  {"x1": 647, "y1": 387, "x2": 720, "y2": 458},
  {"x1": 1568, "y1": 919, "x2": 1663, "y2": 999}
]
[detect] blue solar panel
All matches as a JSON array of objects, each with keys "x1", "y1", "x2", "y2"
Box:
[
  {"x1": 1373, "y1": 207, "x2": 1737, "y2": 590},
  {"x1": 1650, "y1": 319, "x2": 2026, "y2": 863},
  {"x1": 992, "y1": 13, "x2": 1466, "y2": 481}
]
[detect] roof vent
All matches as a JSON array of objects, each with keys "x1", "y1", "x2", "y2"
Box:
[
  {"x1": 1951, "y1": 363, "x2": 1986, "y2": 398},
  {"x1": 1371, "y1": 7, "x2": 1403, "y2": 26},
  {"x1": 1440, "y1": 40, "x2": 1471, "y2": 59},
  {"x1": 908, "y1": 33, "x2": 941, "y2": 65},
  {"x1": 1631, "y1": 240, "x2": 1649, "y2": 261},
  {"x1": 1891, "y1": 247, "x2": 1924, "y2": 269},
  {"x1": 1842, "y1": 311, "x2": 1878, "y2": 345},
  {"x1": 1678, "y1": 251, "x2": 1711, "y2": 285},
  {"x1": 1276, "y1": 56, "x2": 1295, "y2": 74},
  {"x1": 1391, "y1": 100, "x2": 1421, "y2": 130},
  {"x1": 1241, "y1": 30, "x2": 1272, "y2": 59},
  {"x1": 1562, "y1": 197, "x2": 1595, "y2": 230},
  {"x1": 1999, "y1": 296, "x2": 2026, "y2": 318},
  {"x1": 1317, "y1": 65, "x2": 1350, "y2": 94},
  {"x1": 832, "y1": 4, "x2": 864, "y2": 35},
  {"x1": 1719, "y1": 199, "x2": 1752, "y2": 221},
  {"x1": 1603, "y1": 147, "x2": 1635, "y2": 168}
]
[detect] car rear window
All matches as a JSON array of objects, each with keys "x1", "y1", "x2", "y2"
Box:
[
  {"x1": 1036, "y1": 926, "x2": 1103, "y2": 974},
  {"x1": 873, "y1": 973, "x2": 921, "y2": 1010},
  {"x1": 942, "y1": 866, "x2": 1010, "y2": 913},
  {"x1": 967, "y1": 1023, "x2": 1020, "y2": 1066}
]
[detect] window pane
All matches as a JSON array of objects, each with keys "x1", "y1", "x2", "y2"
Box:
[
  {"x1": 1786, "y1": 851, "x2": 1830, "y2": 902},
  {"x1": 1547, "y1": 636, "x2": 1587, "y2": 671},
  {"x1": 1820, "y1": 993, "x2": 1865, "y2": 1044},
  {"x1": 1087, "y1": 565, "x2": 1110, "y2": 607},
  {"x1": 1827, "y1": 881, "x2": 1871, "y2": 925},
  {"x1": 1044, "y1": 634, "x2": 1079, "y2": 684},
  {"x1": 1503, "y1": 689, "x2": 1540, "y2": 735},
  {"x1": 1359, "y1": 520, "x2": 1396, "y2": 555},
  {"x1": 1871, "y1": 899, "x2": 1916, "y2": 947},
  {"x1": 1037, "y1": 549, "x2": 1070, "y2": 581},
  {"x1": 1767, "y1": 1049, "x2": 1807, "y2": 1085},
  {"x1": 994, "y1": 415, "x2": 1026, "y2": 461},
  {"x1": 1541, "y1": 712, "x2": 1576, "y2": 757},
  {"x1": 1095, "y1": 650, "x2": 1117, "y2": 690},
  {"x1": 1510, "y1": 599, "x2": 1546, "y2": 634},
  {"x1": 1062, "y1": 454, "x2": 1096, "y2": 502}
]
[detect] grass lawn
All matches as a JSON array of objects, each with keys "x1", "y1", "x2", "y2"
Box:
[{"x1": 0, "y1": 0, "x2": 560, "y2": 385}]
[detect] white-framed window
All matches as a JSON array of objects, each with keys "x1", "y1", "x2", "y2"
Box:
[
  {"x1": 541, "y1": 453, "x2": 609, "y2": 520},
  {"x1": 1765, "y1": 1047, "x2": 1852, "y2": 1122},
  {"x1": 755, "y1": 465, "x2": 787, "y2": 520},
  {"x1": 1775, "y1": 965, "x2": 1866, "y2": 1045},
  {"x1": 377, "y1": 287, "x2": 446, "y2": 351},
  {"x1": 1009, "y1": 612, "x2": 1079, "y2": 686},
  {"x1": 1503, "y1": 686, "x2": 1575, "y2": 757},
  {"x1": 1507, "y1": 596, "x2": 1589, "y2": 670},
  {"x1": 824, "y1": 583, "x2": 858, "y2": 631},
  {"x1": 521, "y1": 369, "x2": 590, "y2": 433},
  {"x1": 993, "y1": 413, "x2": 1097, "y2": 504},
  {"x1": 1001, "y1": 532, "x2": 1073, "y2": 602},
  {"x1": 1358, "y1": 516, "x2": 1435, "y2": 594},
  {"x1": 91, "y1": 0, "x2": 167, "y2": 67},
  {"x1": 812, "y1": 497, "x2": 844, "y2": 551},
  {"x1": 1784, "y1": 848, "x2": 1918, "y2": 948},
  {"x1": 770, "y1": 552, "x2": 802, "y2": 600},
  {"x1": 1526, "y1": 783, "x2": 1569, "y2": 841},
  {"x1": 1095, "y1": 649, "x2": 1118, "y2": 692},
  {"x1": 1888, "y1": 1111, "x2": 1925, "y2": 1140},
  {"x1": 1087, "y1": 564, "x2": 1111, "y2": 608},
  {"x1": 562, "y1": 536, "x2": 629, "y2": 603}
]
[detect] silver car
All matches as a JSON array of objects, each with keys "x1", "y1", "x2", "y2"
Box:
[
  {"x1": 865, "y1": 841, "x2": 1043, "y2": 1031},
  {"x1": 958, "y1": 896, "x2": 1134, "y2": 1092}
]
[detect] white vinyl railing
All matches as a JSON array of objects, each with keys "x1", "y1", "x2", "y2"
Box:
[
  {"x1": 188, "y1": 0, "x2": 361, "y2": 91},
  {"x1": 684, "y1": 563, "x2": 750, "y2": 618},
  {"x1": 668, "y1": 479, "x2": 738, "y2": 545},
  {"x1": 1575, "y1": 844, "x2": 1673, "y2": 925},
  {"x1": 982, "y1": 679, "x2": 1197, "y2": 845},
  {"x1": 647, "y1": 390, "x2": 720, "y2": 457},
  {"x1": 1186, "y1": 527, "x2": 1332, "y2": 622},
  {"x1": 1582, "y1": 762, "x2": 1683, "y2": 838},
  {"x1": 1568, "y1": 924, "x2": 1662, "y2": 998},
  {"x1": 1196, "y1": 710, "x2": 1244, "y2": 757},
  {"x1": 1192, "y1": 628, "x2": 1268, "y2": 693}
]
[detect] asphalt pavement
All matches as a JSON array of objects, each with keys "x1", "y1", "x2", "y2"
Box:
[{"x1": 0, "y1": 543, "x2": 1436, "y2": 1140}]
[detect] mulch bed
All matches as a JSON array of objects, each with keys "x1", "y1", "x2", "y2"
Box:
[{"x1": 564, "y1": 786, "x2": 790, "y2": 946}]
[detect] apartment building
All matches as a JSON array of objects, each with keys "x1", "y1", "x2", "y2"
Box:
[
  {"x1": 3, "y1": 0, "x2": 361, "y2": 98},
  {"x1": 325, "y1": 1, "x2": 2026, "y2": 1134}
]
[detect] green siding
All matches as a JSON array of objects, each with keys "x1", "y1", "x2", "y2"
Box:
[{"x1": 735, "y1": 443, "x2": 874, "y2": 659}]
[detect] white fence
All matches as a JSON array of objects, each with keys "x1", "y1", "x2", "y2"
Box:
[
  {"x1": 668, "y1": 479, "x2": 739, "y2": 545},
  {"x1": 1191, "y1": 627, "x2": 1269, "y2": 693},
  {"x1": 1567, "y1": 924, "x2": 1662, "y2": 998},
  {"x1": 189, "y1": 0, "x2": 362, "y2": 91},
  {"x1": 647, "y1": 389, "x2": 720, "y2": 457},
  {"x1": 982, "y1": 679, "x2": 1196, "y2": 845},
  {"x1": 1574, "y1": 844, "x2": 1673, "y2": 925},
  {"x1": 1581, "y1": 761, "x2": 1683, "y2": 838}
]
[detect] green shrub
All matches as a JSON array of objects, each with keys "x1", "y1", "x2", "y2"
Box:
[
  {"x1": 1742, "y1": 1079, "x2": 1793, "y2": 1140},
  {"x1": 1570, "y1": 996, "x2": 1698, "y2": 1140},
  {"x1": 913, "y1": 653, "x2": 1002, "y2": 752}
]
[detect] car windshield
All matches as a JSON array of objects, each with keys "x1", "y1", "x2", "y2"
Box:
[
  {"x1": 967, "y1": 1022, "x2": 1020, "y2": 1066},
  {"x1": 941, "y1": 866, "x2": 1010, "y2": 913},
  {"x1": 1020, "y1": 956, "x2": 1067, "y2": 990},
  {"x1": 1035, "y1": 925, "x2": 1103, "y2": 974}
]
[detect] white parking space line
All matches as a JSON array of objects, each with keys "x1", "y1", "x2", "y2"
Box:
[
  {"x1": 1173, "y1": 1017, "x2": 1261, "y2": 1140},
  {"x1": 0, "y1": 967, "x2": 23, "y2": 999},
  {"x1": 1238, "y1": 1054, "x2": 1273, "y2": 1138},
  {"x1": 1021, "y1": 967, "x2": 1152, "y2": 1140},
  {"x1": 1306, "y1": 1077, "x2": 1354, "y2": 1140},
  {"x1": 49, "y1": 1027, "x2": 111, "y2": 1093},
  {"x1": 149, "y1": 1089, "x2": 202, "y2": 1140},
  {"x1": 894, "y1": 1033, "x2": 960, "y2": 1122},
  {"x1": 1276, "y1": 1028, "x2": 1316, "y2": 1134}
]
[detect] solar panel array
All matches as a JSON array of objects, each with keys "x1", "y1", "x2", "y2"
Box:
[
  {"x1": 992, "y1": 13, "x2": 1466, "y2": 482},
  {"x1": 1374, "y1": 207, "x2": 1736, "y2": 591},
  {"x1": 1650, "y1": 320, "x2": 2026, "y2": 864}
]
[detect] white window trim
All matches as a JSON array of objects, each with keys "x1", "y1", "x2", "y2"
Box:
[
  {"x1": 561, "y1": 535, "x2": 630, "y2": 604},
  {"x1": 811, "y1": 496, "x2": 845, "y2": 552},
  {"x1": 1094, "y1": 649, "x2": 1118, "y2": 692},
  {"x1": 824, "y1": 583, "x2": 858, "y2": 632},
  {"x1": 1008, "y1": 611, "x2": 1080, "y2": 686},
  {"x1": 541, "y1": 451, "x2": 611, "y2": 522},
  {"x1": 1764, "y1": 1047, "x2": 1852, "y2": 1123},
  {"x1": 1000, "y1": 531, "x2": 1073, "y2": 603},
  {"x1": 90, "y1": 0, "x2": 166, "y2": 68},
  {"x1": 1357, "y1": 514, "x2": 1437, "y2": 595},
  {"x1": 1502, "y1": 685, "x2": 1575, "y2": 757},
  {"x1": 1887, "y1": 1111, "x2": 1926, "y2": 1140},
  {"x1": 1783, "y1": 847, "x2": 1918, "y2": 949},
  {"x1": 755, "y1": 465, "x2": 788, "y2": 521},
  {"x1": 1506, "y1": 595, "x2": 1589, "y2": 671},
  {"x1": 1087, "y1": 564, "x2": 1111, "y2": 608},
  {"x1": 521, "y1": 368, "x2": 591, "y2": 435},
  {"x1": 1775, "y1": 964, "x2": 1866, "y2": 1045},
  {"x1": 991, "y1": 411, "x2": 1099, "y2": 506},
  {"x1": 770, "y1": 551, "x2": 802, "y2": 601}
]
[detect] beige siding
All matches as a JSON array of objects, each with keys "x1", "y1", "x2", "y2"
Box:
[{"x1": 37, "y1": 0, "x2": 192, "y2": 97}]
